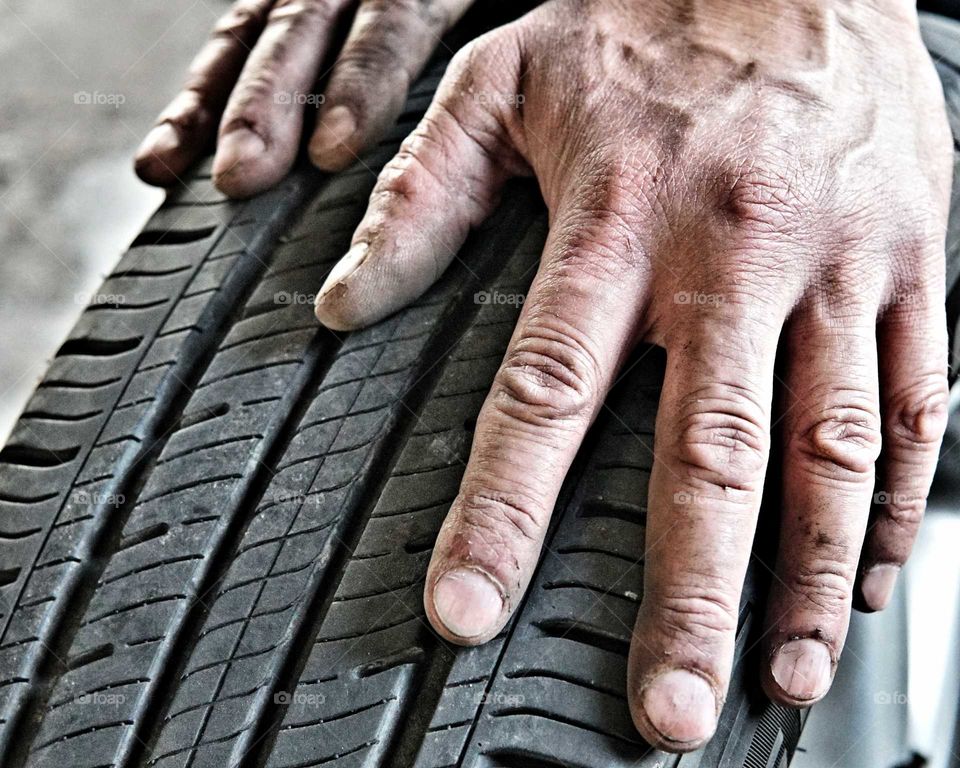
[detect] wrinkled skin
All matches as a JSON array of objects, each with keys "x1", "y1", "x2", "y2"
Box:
[
  {"x1": 135, "y1": 0, "x2": 474, "y2": 196},
  {"x1": 138, "y1": 0, "x2": 953, "y2": 754}
]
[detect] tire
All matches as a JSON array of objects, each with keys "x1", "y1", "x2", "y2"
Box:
[{"x1": 2, "y1": 13, "x2": 959, "y2": 768}]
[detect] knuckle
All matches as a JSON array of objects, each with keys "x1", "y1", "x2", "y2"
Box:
[
  {"x1": 160, "y1": 89, "x2": 211, "y2": 133},
  {"x1": 569, "y1": 171, "x2": 645, "y2": 226},
  {"x1": 885, "y1": 374, "x2": 949, "y2": 450},
  {"x1": 671, "y1": 385, "x2": 769, "y2": 493},
  {"x1": 876, "y1": 491, "x2": 926, "y2": 531},
  {"x1": 333, "y1": 0, "x2": 427, "y2": 84},
  {"x1": 361, "y1": 0, "x2": 437, "y2": 22},
  {"x1": 817, "y1": 262, "x2": 884, "y2": 311},
  {"x1": 359, "y1": 0, "x2": 406, "y2": 11},
  {"x1": 441, "y1": 488, "x2": 547, "y2": 591},
  {"x1": 223, "y1": 77, "x2": 276, "y2": 128},
  {"x1": 458, "y1": 488, "x2": 546, "y2": 544},
  {"x1": 551, "y1": 240, "x2": 633, "y2": 288},
  {"x1": 447, "y1": 27, "x2": 515, "y2": 88},
  {"x1": 450, "y1": 34, "x2": 494, "y2": 75},
  {"x1": 365, "y1": 127, "x2": 498, "y2": 224},
  {"x1": 495, "y1": 323, "x2": 601, "y2": 425},
  {"x1": 793, "y1": 397, "x2": 881, "y2": 479},
  {"x1": 717, "y1": 164, "x2": 811, "y2": 235},
  {"x1": 336, "y1": 38, "x2": 404, "y2": 83},
  {"x1": 888, "y1": 499, "x2": 926, "y2": 530},
  {"x1": 213, "y1": 0, "x2": 268, "y2": 39},
  {"x1": 370, "y1": 146, "x2": 434, "y2": 205},
  {"x1": 653, "y1": 585, "x2": 740, "y2": 647},
  {"x1": 789, "y1": 559, "x2": 853, "y2": 614},
  {"x1": 552, "y1": 207, "x2": 643, "y2": 277},
  {"x1": 269, "y1": 0, "x2": 337, "y2": 25}
]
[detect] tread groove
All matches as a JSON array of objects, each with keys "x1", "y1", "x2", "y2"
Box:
[
  {"x1": 124, "y1": 331, "x2": 344, "y2": 768},
  {"x1": 0, "y1": 169, "x2": 324, "y2": 768},
  {"x1": 55, "y1": 336, "x2": 143, "y2": 358},
  {"x1": 235, "y1": 195, "x2": 542, "y2": 768},
  {"x1": 130, "y1": 226, "x2": 217, "y2": 248}
]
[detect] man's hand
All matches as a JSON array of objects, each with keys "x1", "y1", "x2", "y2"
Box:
[
  {"x1": 313, "y1": 0, "x2": 953, "y2": 751},
  {"x1": 134, "y1": 0, "x2": 473, "y2": 197}
]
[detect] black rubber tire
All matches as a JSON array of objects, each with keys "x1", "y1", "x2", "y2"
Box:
[{"x1": 2, "y1": 11, "x2": 960, "y2": 768}]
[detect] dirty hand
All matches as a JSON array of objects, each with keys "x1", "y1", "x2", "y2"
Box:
[
  {"x1": 134, "y1": 0, "x2": 474, "y2": 197},
  {"x1": 314, "y1": 0, "x2": 952, "y2": 752}
]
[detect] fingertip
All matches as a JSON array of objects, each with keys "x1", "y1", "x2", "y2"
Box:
[
  {"x1": 134, "y1": 123, "x2": 182, "y2": 186},
  {"x1": 858, "y1": 563, "x2": 900, "y2": 613},
  {"x1": 765, "y1": 638, "x2": 834, "y2": 706},
  {"x1": 631, "y1": 668, "x2": 719, "y2": 752},
  {"x1": 134, "y1": 154, "x2": 173, "y2": 188},
  {"x1": 314, "y1": 242, "x2": 375, "y2": 331},
  {"x1": 313, "y1": 305, "x2": 365, "y2": 333},
  {"x1": 428, "y1": 567, "x2": 505, "y2": 645},
  {"x1": 212, "y1": 128, "x2": 270, "y2": 198},
  {"x1": 309, "y1": 105, "x2": 359, "y2": 171}
]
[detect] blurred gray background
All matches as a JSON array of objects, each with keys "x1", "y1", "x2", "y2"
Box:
[{"x1": 0, "y1": 0, "x2": 226, "y2": 441}]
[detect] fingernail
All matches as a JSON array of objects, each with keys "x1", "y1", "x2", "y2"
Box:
[
  {"x1": 432, "y1": 568, "x2": 503, "y2": 639},
  {"x1": 860, "y1": 564, "x2": 900, "y2": 612},
  {"x1": 138, "y1": 123, "x2": 180, "y2": 158},
  {"x1": 315, "y1": 242, "x2": 370, "y2": 308},
  {"x1": 639, "y1": 669, "x2": 718, "y2": 746},
  {"x1": 310, "y1": 105, "x2": 356, "y2": 160},
  {"x1": 771, "y1": 638, "x2": 833, "y2": 702},
  {"x1": 212, "y1": 129, "x2": 267, "y2": 180}
]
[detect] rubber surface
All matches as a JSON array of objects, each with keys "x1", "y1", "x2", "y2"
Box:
[{"x1": 2, "y1": 12, "x2": 960, "y2": 768}]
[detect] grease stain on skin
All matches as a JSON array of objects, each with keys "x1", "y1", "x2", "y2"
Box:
[
  {"x1": 645, "y1": 101, "x2": 693, "y2": 160},
  {"x1": 815, "y1": 530, "x2": 833, "y2": 548},
  {"x1": 673, "y1": 0, "x2": 695, "y2": 27},
  {"x1": 738, "y1": 61, "x2": 758, "y2": 81}
]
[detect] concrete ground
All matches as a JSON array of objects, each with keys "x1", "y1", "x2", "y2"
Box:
[{"x1": 0, "y1": 0, "x2": 228, "y2": 441}]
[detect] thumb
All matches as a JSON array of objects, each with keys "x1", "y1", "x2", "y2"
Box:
[{"x1": 313, "y1": 29, "x2": 529, "y2": 331}]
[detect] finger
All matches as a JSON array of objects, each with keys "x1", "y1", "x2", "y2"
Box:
[
  {"x1": 857, "y1": 283, "x2": 949, "y2": 612},
  {"x1": 761, "y1": 300, "x2": 882, "y2": 707},
  {"x1": 627, "y1": 299, "x2": 781, "y2": 751},
  {"x1": 309, "y1": 0, "x2": 473, "y2": 171},
  {"x1": 423, "y1": 201, "x2": 649, "y2": 646},
  {"x1": 134, "y1": 0, "x2": 274, "y2": 186},
  {"x1": 212, "y1": 0, "x2": 350, "y2": 198},
  {"x1": 314, "y1": 32, "x2": 529, "y2": 331}
]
